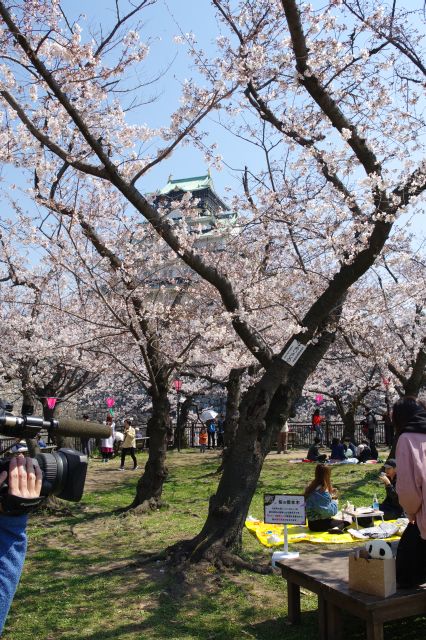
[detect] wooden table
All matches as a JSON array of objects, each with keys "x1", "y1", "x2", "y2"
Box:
[
  {"x1": 342, "y1": 507, "x2": 385, "y2": 529},
  {"x1": 277, "y1": 548, "x2": 426, "y2": 640}
]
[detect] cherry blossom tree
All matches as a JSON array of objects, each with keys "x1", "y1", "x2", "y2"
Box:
[
  {"x1": 0, "y1": 224, "x2": 102, "y2": 454},
  {"x1": 33, "y1": 185, "x2": 249, "y2": 509},
  {"x1": 0, "y1": 0, "x2": 425, "y2": 568}
]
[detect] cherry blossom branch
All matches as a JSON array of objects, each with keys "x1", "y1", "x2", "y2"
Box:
[
  {"x1": 342, "y1": 0, "x2": 426, "y2": 78},
  {"x1": 0, "y1": 89, "x2": 106, "y2": 179}
]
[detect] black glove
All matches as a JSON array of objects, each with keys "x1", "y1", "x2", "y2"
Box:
[{"x1": 0, "y1": 493, "x2": 46, "y2": 516}]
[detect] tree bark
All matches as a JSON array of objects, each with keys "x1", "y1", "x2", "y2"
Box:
[
  {"x1": 130, "y1": 384, "x2": 171, "y2": 511},
  {"x1": 169, "y1": 315, "x2": 341, "y2": 562},
  {"x1": 341, "y1": 410, "x2": 356, "y2": 441},
  {"x1": 173, "y1": 395, "x2": 192, "y2": 449},
  {"x1": 223, "y1": 367, "x2": 244, "y2": 449},
  {"x1": 403, "y1": 347, "x2": 426, "y2": 397}
]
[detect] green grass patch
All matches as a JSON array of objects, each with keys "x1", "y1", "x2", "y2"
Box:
[{"x1": 2, "y1": 449, "x2": 419, "y2": 640}]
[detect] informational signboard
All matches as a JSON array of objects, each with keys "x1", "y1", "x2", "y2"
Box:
[
  {"x1": 264, "y1": 494, "x2": 306, "y2": 525},
  {"x1": 281, "y1": 340, "x2": 307, "y2": 366}
]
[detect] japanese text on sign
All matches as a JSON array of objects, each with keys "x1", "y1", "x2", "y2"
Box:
[
  {"x1": 264, "y1": 494, "x2": 306, "y2": 525},
  {"x1": 281, "y1": 340, "x2": 307, "y2": 366}
]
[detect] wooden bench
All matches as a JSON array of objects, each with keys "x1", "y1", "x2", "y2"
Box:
[{"x1": 277, "y1": 548, "x2": 426, "y2": 640}]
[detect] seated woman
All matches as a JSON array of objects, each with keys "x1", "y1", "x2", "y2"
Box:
[
  {"x1": 356, "y1": 440, "x2": 373, "y2": 463},
  {"x1": 304, "y1": 464, "x2": 349, "y2": 532},
  {"x1": 306, "y1": 437, "x2": 327, "y2": 463},
  {"x1": 343, "y1": 437, "x2": 357, "y2": 458},
  {"x1": 330, "y1": 437, "x2": 346, "y2": 460}
]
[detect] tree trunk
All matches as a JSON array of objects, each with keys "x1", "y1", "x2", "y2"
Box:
[
  {"x1": 403, "y1": 348, "x2": 426, "y2": 397},
  {"x1": 173, "y1": 396, "x2": 192, "y2": 449},
  {"x1": 129, "y1": 386, "x2": 171, "y2": 511},
  {"x1": 223, "y1": 368, "x2": 244, "y2": 449},
  {"x1": 20, "y1": 387, "x2": 40, "y2": 456},
  {"x1": 341, "y1": 411, "x2": 356, "y2": 441},
  {"x1": 43, "y1": 402, "x2": 73, "y2": 449},
  {"x1": 169, "y1": 318, "x2": 340, "y2": 563}
]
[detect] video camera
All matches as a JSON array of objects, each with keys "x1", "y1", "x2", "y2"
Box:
[{"x1": 0, "y1": 399, "x2": 111, "y2": 502}]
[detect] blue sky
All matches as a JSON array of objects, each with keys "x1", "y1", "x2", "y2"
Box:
[
  {"x1": 60, "y1": 0, "x2": 239, "y2": 195},
  {"x1": 0, "y1": 0, "x2": 424, "y2": 243}
]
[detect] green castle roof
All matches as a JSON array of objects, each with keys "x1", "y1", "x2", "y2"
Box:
[{"x1": 157, "y1": 174, "x2": 213, "y2": 195}]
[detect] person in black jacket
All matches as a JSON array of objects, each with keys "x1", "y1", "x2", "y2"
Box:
[
  {"x1": 378, "y1": 458, "x2": 404, "y2": 520},
  {"x1": 307, "y1": 437, "x2": 327, "y2": 463}
]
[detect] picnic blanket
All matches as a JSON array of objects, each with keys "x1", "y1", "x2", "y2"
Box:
[{"x1": 245, "y1": 518, "x2": 402, "y2": 546}]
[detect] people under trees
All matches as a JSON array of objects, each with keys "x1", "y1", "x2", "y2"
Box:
[
  {"x1": 0, "y1": 0, "x2": 425, "y2": 567},
  {"x1": 306, "y1": 437, "x2": 327, "y2": 463}
]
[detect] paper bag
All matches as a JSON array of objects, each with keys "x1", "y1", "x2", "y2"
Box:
[{"x1": 348, "y1": 553, "x2": 396, "y2": 598}]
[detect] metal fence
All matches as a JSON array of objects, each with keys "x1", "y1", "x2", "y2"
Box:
[
  {"x1": 0, "y1": 420, "x2": 386, "y2": 456},
  {"x1": 178, "y1": 419, "x2": 386, "y2": 450},
  {"x1": 286, "y1": 420, "x2": 386, "y2": 448}
]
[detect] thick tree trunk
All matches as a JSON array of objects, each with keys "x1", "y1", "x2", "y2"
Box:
[
  {"x1": 172, "y1": 396, "x2": 192, "y2": 449},
  {"x1": 341, "y1": 411, "x2": 356, "y2": 441},
  {"x1": 129, "y1": 387, "x2": 171, "y2": 511},
  {"x1": 215, "y1": 368, "x2": 245, "y2": 474},
  {"x1": 403, "y1": 348, "x2": 426, "y2": 397},
  {"x1": 169, "y1": 319, "x2": 340, "y2": 563},
  {"x1": 223, "y1": 368, "x2": 244, "y2": 449}
]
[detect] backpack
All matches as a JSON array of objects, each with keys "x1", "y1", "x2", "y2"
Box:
[{"x1": 208, "y1": 422, "x2": 216, "y2": 433}]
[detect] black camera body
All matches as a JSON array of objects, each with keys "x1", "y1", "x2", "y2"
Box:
[
  {"x1": 0, "y1": 398, "x2": 110, "y2": 504},
  {"x1": 0, "y1": 449, "x2": 88, "y2": 502}
]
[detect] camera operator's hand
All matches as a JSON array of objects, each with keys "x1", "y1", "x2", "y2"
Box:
[{"x1": 0, "y1": 455, "x2": 43, "y2": 515}]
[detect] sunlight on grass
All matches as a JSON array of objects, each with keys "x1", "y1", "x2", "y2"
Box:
[{"x1": 2, "y1": 450, "x2": 418, "y2": 640}]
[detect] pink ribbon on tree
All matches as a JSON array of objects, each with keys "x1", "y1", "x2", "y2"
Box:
[
  {"x1": 46, "y1": 397, "x2": 57, "y2": 410},
  {"x1": 106, "y1": 397, "x2": 115, "y2": 416},
  {"x1": 315, "y1": 394, "x2": 324, "y2": 405}
]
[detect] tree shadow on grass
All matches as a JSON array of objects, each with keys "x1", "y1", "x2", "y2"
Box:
[
  {"x1": 339, "y1": 611, "x2": 426, "y2": 640},
  {"x1": 247, "y1": 613, "x2": 318, "y2": 640}
]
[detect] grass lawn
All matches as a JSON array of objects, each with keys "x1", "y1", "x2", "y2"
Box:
[{"x1": 3, "y1": 448, "x2": 426, "y2": 640}]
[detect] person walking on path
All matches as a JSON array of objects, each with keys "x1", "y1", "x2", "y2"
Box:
[
  {"x1": 276, "y1": 420, "x2": 289, "y2": 454},
  {"x1": 119, "y1": 418, "x2": 138, "y2": 470}
]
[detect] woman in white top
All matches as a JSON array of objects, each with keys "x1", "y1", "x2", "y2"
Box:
[{"x1": 100, "y1": 414, "x2": 115, "y2": 462}]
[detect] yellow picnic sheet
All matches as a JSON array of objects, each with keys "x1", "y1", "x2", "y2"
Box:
[{"x1": 245, "y1": 518, "x2": 401, "y2": 546}]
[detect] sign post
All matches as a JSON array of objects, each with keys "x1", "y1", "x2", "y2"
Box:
[{"x1": 264, "y1": 493, "x2": 305, "y2": 563}]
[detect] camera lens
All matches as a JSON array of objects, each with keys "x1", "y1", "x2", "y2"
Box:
[{"x1": 36, "y1": 451, "x2": 66, "y2": 497}]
